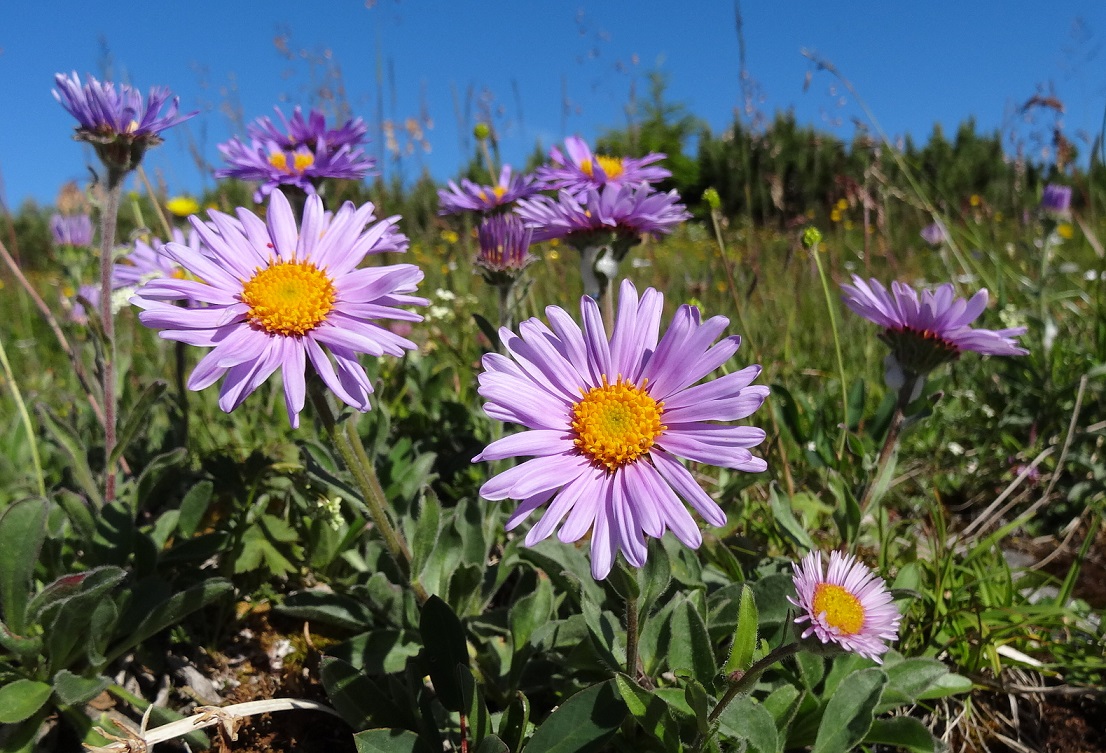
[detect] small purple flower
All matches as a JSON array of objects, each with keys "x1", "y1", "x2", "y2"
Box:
[
  {"x1": 131, "y1": 191, "x2": 425, "y2": 427},
  {"x1": 473, "y1": 279, "x2": 768, "y2": 579},
  {"x1": 215, "y1": 108, "x2": 376, "y2": 203},
  {"x1": 537, "y1": 136, "x2": 670, "y2": 196},
  {"x1": 516, "y1": 183, "x2": 690, "y2": 248},
  {"x1": 115, "y1": 228, "x2": 197, "y2": 289},
  {"x1": 919, "y1": 221, "x2": 947, "y2": 246},
  {"x1": 438, "y1": 165, "x2": 539, "y2": 215},
  {"x1": 53, "y1": 72, "x2": 196, "y2": 175},
  {"x1": 475, "y1": 214, "x2": 535, "y2": 286},
  {"x1": 841, "y1": 275, "x2": 1027, "y2": 376},
  {"x1": 246, "y1": 107, "x2": 368, "y2": 153},
  {"x1": 1040, "y1": 183, "x2": 1072, "y2": 217},
  {"x1": 789, "y1": 551, "x2": 901, "y2": 663},
  {"x1": 50, "y1": 214, "x2": 94, "y2": 247}
]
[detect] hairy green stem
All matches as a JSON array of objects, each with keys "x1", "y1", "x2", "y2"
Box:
[
  {"x1": 625, "y1": 592, "x2": 640, "y2": 680},
  {"x1": 99, "y1": 173, "x2": 124, "y2": 502},
  {"x1": 695, "y1": 642, "x2": 802, "y2": 751},
  {"x1": 308, "y1": 381, "x2": 428, "y2": 604}
]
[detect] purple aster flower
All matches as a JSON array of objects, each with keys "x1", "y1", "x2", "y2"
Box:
[
  {"x1": 919, "y1": 221, "x2": 947, "y2": 246},
  {"x1": 516, "y1": 182, "x2": 690, "y2": 247},
  {"x1": 841, "y1": 275, "x2": 1028, "y2": 377},
  {"x1": 246, "y1": 106, "x2": 369, "y2": 153},
  {"x1": 53, "y1": 72, "x2": 196, "y2": 175},
  {"x1": 789, "y1": 551, "x2": 901, "y2": 663},
  {"x1": 475, "y1": 214, "x2": 535, "y2": 286},
  {"x1": 438, "y1": 165, "x2": 540, "y2": 215},
  {"x1": 115, "y1": 228, "x2": 198, "y2": 289},
  {"x1": 1040, "y1": 183, "x2": 1072, "y2": 217},
  {"x1": 131, "y1": 191, "x2": 426, "y2": 427},
  {"x1": 50, "y1": 213, "x2": 94, "y2": 247},
  {"x1": 473, "y1": 279, "x2": 768, "y2": 579},
  {"x1": 536, "y1": 136, "x2": 670, "y2": 196},
  {"x1": 215, "y1": 109, "x2": 376, "y2": 203}
]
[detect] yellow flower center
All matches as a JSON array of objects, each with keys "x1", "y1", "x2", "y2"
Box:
[
  {"x1": 580, "y1": 154, "x2": 625, "y2": 180},
  {"x1": 571, "y1": 377, "x2": 665, "y2": 471},
  {"x1": 241, "y1": 260, "x2": 336, "y2": 336},
  {"x1": 811, "y1": 583, "x2": 865, "y2": 635},
  {"x1": 267, "y1": 151, "x2": 315, "y2": 175}
]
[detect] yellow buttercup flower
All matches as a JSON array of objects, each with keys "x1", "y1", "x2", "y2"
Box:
[
  {"x1": 166, "y1": 196, "x2": 200, "y2": 217},
  {"x1": 969, "y1": 194, "x2": 981, "y2": 207},
  {"x1": 1057, "y1": 223, "x2": 1074, "y2": 240}
]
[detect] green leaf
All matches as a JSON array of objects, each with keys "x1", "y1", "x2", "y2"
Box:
[
  {"x1": 51, "y1": 671, "x2": 111, "y2": 705},
  {"x1": 177, "y1": 480, "x2": 213, "y2": 538},
  {"x1": 276, "y1": 590, "x2": 376, "y2": 631},
  {"x1": 723, "y1": 584, "x2": 758, "y2": 674},
  {"x1": 666, "y1": 598, "x2": 716, "y2": 687},
  {"x1": 474, "y1": 734, "x2": 508, "y2": 753},
  {"x1": 762, "y1": 684, "x2": 802, "y2": 731},
  {"x1": 581, "y1": 592, "x2": 624, "y2": 670},
  {"x1": 354, "y1": 728, "x2": 433, "y2": 753},
  {"x1": 638, "y1": 538, "x2": 672, "y2": 620},
  {"x1": 811, "y1": 667, "x2": 887, "y2": 753},
  {"x1": 768, "y1": 483, "x2": 816, "y2": 551},
  {"x1": 716, "y1": 695, "x2": 779, "y2": 753},
  {"x1": 35, "y1": 406, "x2": 101, "y2": 507},
  {"x1": 0, "y1": 679, "x2": 52, "y2": 724},
  {"x1": 0, "y1": 498, "x2": 48, "y2": 634},
  {"x1": 460, "y1": 665, "x2": 491, "y2": 747},
  {"x1": 419, "y1": 595, "x2": 469, "y2": 712},
  {"x1": 614, "y1": 673, "x2": 681, "y2": 750},
  {"x1": 496, "y1": 692, "x2": 530, "y2": 753},
  {"x1": 106, "y1": 578, "x2": 232, "y2": 666},
  {"x1": 879, "y1": 657, "x2": 960, "y2": 710},
  {"x1": 509, "y1": 574, "x2": 553, "y2": 652},
  {"x1": 411, "y1": 490, "x2": 441, "y2": 581},
  {"x1": 472, "y1": 313, "x2": 501, "y2": 351},
  {"x1": 328, "y1": 629, "x2": 420, "y2": 674},
  {"x1": 55, "y1": 490, "x2": 96, "y2": 541},
  {"x1": 795, "y1": 651, "x2": 825, "y2": 691},
  {"x1": 111, "y1": 380, "x2": 167, "y2": 465},
  {"x1": 320, "y1": 657, "x2": 404, "y2": 731},
  {"x1": 523, "y1": 680, "x2": 626, "y2": 753},
  {"x1": 915, "y1": 671, "x2": 973, "y2": 701},
  {"x1": 684, "y1": 678, "x2": 710, "y2": 735},
  {"x1": 863, "y1": 717, "x2": 939, "y2": 753},
  {"x1": 160, "y1": 532, "x2": 231, "y2": 565}
]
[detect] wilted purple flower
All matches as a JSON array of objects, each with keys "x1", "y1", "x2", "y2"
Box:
[
  {"x1": 841, "y1": 275, "x2": 1027, "y2": 376},
  {"x1": 789, "y1": 551, "x2": 901, "y2": 663},
  {"x1": 438, "y1": 165, "x2": 539, "y2": 215},
  {"x1": 537, "y1": 136, "x2": 670, "y2": 196},
  {"x1": 216, "y1": 108, "x2": 376, "y2": 203},
  {"x1": 516, "y1": 183, "x2": 690, "y2": 248},
  {"x1": 53, "y1": 72, "x2": 196, "y2": 175},
  {"x1": 475, "y1": 214, "x2": 535, "y2": 285},
  {"x1": 1040, "y1": 183, "x2": 1072, "y2": 217},
  {"x1": 131, "y1": 191, "x2": 425, "y2": 427},
  {"x1": 50, "y1": 213, "x2": 94, "y2": 247},
  {"x1": 473, "y1": 279, "x2": 768, "y2": 579},
  {"x1": 919, "y1": 221, "x2": 947, "y2": 246}
]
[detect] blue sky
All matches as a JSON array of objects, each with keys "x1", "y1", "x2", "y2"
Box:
[{"x1": 1, "y1": 1, "x2": 1104, "y2": 209}]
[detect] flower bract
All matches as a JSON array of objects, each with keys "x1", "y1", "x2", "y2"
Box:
[
  {"x1": 131, "y1": 191, "x2": 425, "y2": 427},
  {"x1": 473, "y1": 279, "x2": 768, "y2": 579},
  {"x1": 789, "y1": 550, "x2": 901, "y2": 663}
]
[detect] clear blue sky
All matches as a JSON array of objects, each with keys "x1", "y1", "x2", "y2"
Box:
[{"x1": 1, "y1": 1, "x2": 1103, "y2": 209}]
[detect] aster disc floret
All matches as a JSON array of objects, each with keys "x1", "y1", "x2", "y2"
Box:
[
  {"x1": 53, "y1": 72, "x2": 196, "y2": 175},
  {"x1": 438, "y1": 165, "x2": 540, "y2": 215},
  {"x1": 840, "y1": 275, "x2": 1027, "y2": 377},
  {"x1": 473, "y1": 279, "x2": 769, "y2": 579},
  {"x1": 537, "y1": 136, "x2": 670, "y2": 196},
  {"x1": 516, "y1": 182, "x2": 690, "y2": 250},
  {"x1": 789, "y1": 550, "x2": 901, "y2": 663},
  {"x1": 475, "y1": 214, "x2": 536, "y2": 286},
  {"x1": 131, "y1": 190, "x2": 425, "y2": 427},
  {"x1": 216, "y1": 108, "x2": 376, "y2": 202}
]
